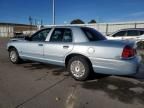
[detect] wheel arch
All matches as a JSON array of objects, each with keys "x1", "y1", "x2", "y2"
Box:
[
  {"x1": 65, "y1": 53, "x2": 93, "y2": 68},
  {"x1": 8, "y1": 46, "x2": 17, "y2": 52}
]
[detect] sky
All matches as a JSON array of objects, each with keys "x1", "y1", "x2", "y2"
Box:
[{"x1": 0, "y1": 0, "x2": 144, "y2": 25}]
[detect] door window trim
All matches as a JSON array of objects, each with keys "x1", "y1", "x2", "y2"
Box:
[
  {"x1": 126, "y1": 30, "x2": 139, "y2": 37},
  {"x1": 49, "y1": 28, "x2": 73, "y2": 43},
  {"x1": 30, "y1": 28, "x2": 51, "y2": 42},
  {"x1": 112, "y1": 30, "x2": 127, "y2": 37}
]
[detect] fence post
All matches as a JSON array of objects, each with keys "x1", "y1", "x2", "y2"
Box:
[
  {"x1": 135, "y1": 23, "x2": 137, "y2": 28},
  {"x1": 106, "y1": 24, "x2": 109, "y2": 35}
]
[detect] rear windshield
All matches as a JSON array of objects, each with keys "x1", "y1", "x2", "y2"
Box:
[{"x1": 81, "y1": 27, "x2": 106, "y2": 41}]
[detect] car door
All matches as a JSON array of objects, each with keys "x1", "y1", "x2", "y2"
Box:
[
  {"x1": 138, "y1": 31, "x2": 144, "y2": 41},
  {"x1": 111, "y1": 30, "x2": 127, "y2": 40},
  {"x1": 124, "y1": 30, "x2": 139, "y2": 41},
  {"x1": 21, "y1": 28, "x2": 51, "y2": 61},
  {"x1": 44, "y1": 28, "x2": 74, "y2": 66}
]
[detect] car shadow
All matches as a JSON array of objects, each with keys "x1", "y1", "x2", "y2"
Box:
[
  {"x1": 21, "y1": 62, "x2": 70, "y2": 76},
  {"x1": 21, "y1": 61, "x2": 111, "y2": 79},
  {"x1": 81, "y1": 64, "x2": 144, "y2": 105},
  {"x1": 20, "y1": 61, "x2": 144, "y2": 105},
  {"x1": 82, "y1": 76, "x2": 144, "y2": 105},
  {"x1": 132, "y1": 64, "x2": 144, "y2": 80}
]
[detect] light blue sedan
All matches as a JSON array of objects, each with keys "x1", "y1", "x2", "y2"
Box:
[{"x1": 7, "y1": 26, "x2": 141, "y2": 81}]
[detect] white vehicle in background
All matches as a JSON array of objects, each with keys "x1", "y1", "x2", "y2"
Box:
[{"x1": 107, "y1": 28, "x2": 144, "y2": 43}]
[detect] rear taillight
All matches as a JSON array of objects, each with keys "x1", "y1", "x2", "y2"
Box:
[{"x1": 122, "y1": 46, "x2": 136, "y2": 58}]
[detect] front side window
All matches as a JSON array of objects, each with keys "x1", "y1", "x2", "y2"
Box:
[
  {"x1": 31, "y1": 28, "x2": 51, "y2": 41},
  {"x1": 81, "y1": 27, "x2": 106, "y2": 41},
  {"x1": 113, "y1": 31, "x2": 126, "y2": 37},
  {"x1": 127, "y1": 30, "x2": 139, "y2": 36},
  {"x1": 50, "y1": 28, "x2": 72, "y2": 42}
]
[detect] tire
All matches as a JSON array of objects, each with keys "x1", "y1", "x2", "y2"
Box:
[
  {"x1": 9, "y1": 48, "x2": 21, "y2": 64},
  {"x1": 137, "y1": 41, "x2": 144, "y2": 49},
  {"x1": 67, "y1": 56, "x2": 91, "y2": 81}
]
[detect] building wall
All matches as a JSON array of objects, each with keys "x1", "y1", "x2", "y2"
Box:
[
  {"x1": 0, "y1": 24, "x2": 37, "y2": 37},
  {"x1": 14, "y1": 25, "x2": 37, "y2": 33},
  {"x1": 0, "y1": 25, "x2": 14, "y2": 37}
]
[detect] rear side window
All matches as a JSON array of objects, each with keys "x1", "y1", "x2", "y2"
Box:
[
  {"x1": 140, "y1": 31, "x2": 144, "y2": 35},
  {"x1": 113, "y1": 31, "x2": 126, "y2": 37},
  {"x1": 63, "y1": 29, "x2": 73, "y2": 42},
  {"x1": 127, "y1": 30, "x2": 139, "y2": 36},
  {"x1": 50, "y1": 28, "x2": 72, "y2": 42},
  {"x1": 81, "y1": 27, "x2": 106, "y2": 41}
]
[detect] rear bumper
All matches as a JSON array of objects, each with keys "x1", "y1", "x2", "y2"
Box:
[{"x1": 90, "y1": 56, "x2": 141, "y2": 75}]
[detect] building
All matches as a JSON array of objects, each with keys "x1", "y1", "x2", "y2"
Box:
[{"x1": 0, "y1": 23, "x2": 37, "y2": 37}]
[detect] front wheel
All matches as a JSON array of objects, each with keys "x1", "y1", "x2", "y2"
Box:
[
  {"x1": 67, "y1": 56, "x2": 91, "y2": 81},
  {"x1": 9, "y1": 48, "x2": 21, "y2": 64}
]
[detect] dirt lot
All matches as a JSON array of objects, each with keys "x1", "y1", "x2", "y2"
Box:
[{"x1": 0, "y1": 38, "x2": 144, "y2": 108}]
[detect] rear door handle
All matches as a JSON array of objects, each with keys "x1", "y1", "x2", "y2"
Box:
[
  {"x1": 63, "y1": 46, "x2": 69, "y2": 49},
  {"x1": 38, "y1": 44, "x2": 43, "y2": 46}
]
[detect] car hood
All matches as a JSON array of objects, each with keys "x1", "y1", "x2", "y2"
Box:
[{"x1": 9, "y1": 38, "x2": 26, "y2": 42}]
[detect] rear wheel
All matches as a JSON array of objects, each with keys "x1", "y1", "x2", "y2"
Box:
[
  {"x1": 67, "y1": 56, "x2": 91, "y2": 81},
  {"x1": 9, "y1": 48, "x2": 21, "y2": 64},
  {"x1": 137, "y1": 41, "x2": 144, "y2": 49}
]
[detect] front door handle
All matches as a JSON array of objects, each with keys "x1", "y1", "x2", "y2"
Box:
[
  {"x1": 63, "y1": 46, "x2": 69, "y2": 49},
  {"x1": 38, "y1": 44, "x2": 43, "y2": 46}
]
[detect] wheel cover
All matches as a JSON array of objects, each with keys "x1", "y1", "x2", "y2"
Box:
[
  {"x1": 70, "y1": 60, "x2": 85, "y2": 78},
  {"x1": 10, "y1": 51, "x2": 17, "y2": 62}
]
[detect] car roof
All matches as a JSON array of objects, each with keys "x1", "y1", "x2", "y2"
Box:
[
  {"x1": 40, "y1": 26, "x2": 96, "y2": 30},
  {"x1": 119, "y1": 28, "x2": 144, "y2": 31},
  {"x1": 110, "y1": 28, "x2": 144, "y2": 36},
  {"x1": 43, "y1": 25, "x2": 82, "y2": 29}
]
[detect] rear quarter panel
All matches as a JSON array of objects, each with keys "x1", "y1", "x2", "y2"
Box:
[
  {"x1": 69, "y1": 40, "x2": 139, "y2": 75},
  {"x1": 71, "y1": 40, "x2": 125, "y2": 59}
]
